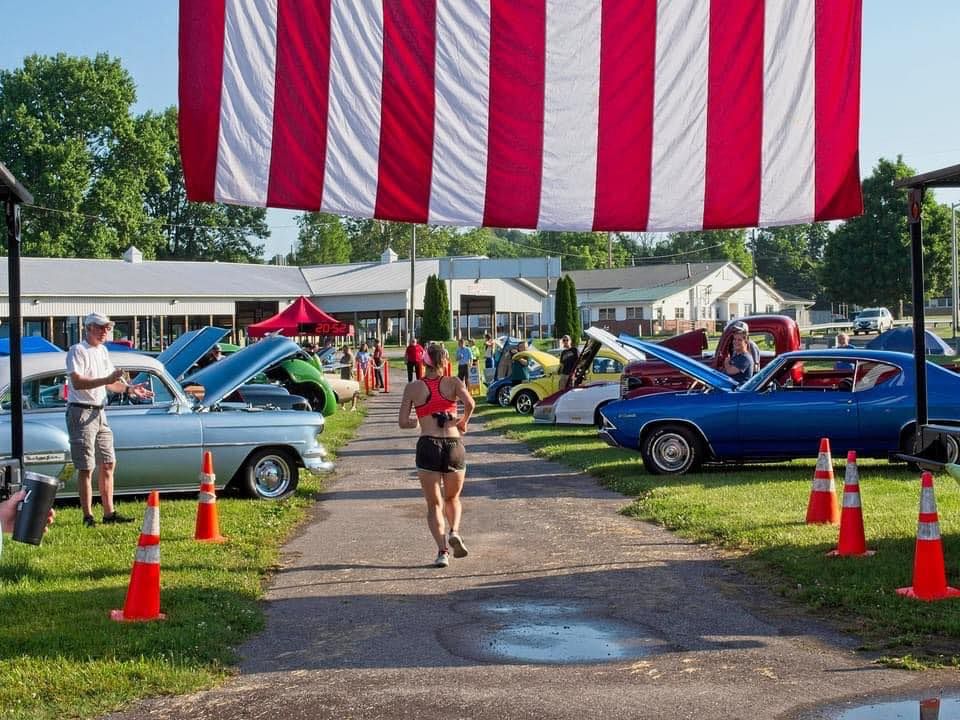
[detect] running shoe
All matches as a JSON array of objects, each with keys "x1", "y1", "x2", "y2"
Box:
[
  {"x1": 448, "y1": 532, "x2": 469, "y2": 558},
  {"x1": 102, "y1": 512, "x2": 135, "y2": 525},
  {"x1": 434, "y1": 550, "x2": 450, "y2": 568}
]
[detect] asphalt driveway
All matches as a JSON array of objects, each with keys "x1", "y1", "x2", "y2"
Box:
[{"x1": 103, "y1": 371, "x2": 957, "y2": 719}]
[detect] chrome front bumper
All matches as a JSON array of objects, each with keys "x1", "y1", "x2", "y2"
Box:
[{"x1": 303, "y1": 445, "x2": 335, "y2": 473}]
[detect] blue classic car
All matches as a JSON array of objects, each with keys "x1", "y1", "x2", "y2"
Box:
[
  {"x1": 598, "y1": 336, "x2": 960, "y2": 475},
  {"x1": 0, "y1": 336, "x2": 334, "y2": 499}
]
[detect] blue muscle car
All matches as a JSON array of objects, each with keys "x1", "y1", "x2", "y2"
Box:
[{"x1": 598, "y1": 336, "x2": 960, "y2": 475}]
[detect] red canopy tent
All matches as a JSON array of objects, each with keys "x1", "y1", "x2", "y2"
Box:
[{"x1": 247, "y1": 296, "x2": 353, "y2": 338}]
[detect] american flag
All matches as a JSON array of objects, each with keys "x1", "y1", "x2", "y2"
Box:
[{"x1": 179, "y1": 0, "x2": 862, "y2": 231}]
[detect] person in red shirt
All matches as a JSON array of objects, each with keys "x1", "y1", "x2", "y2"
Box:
[
  {"x1": 404, "y1": 337, "x2": 425, "y2": 382},
  {"x1": 372, "y1": 340, "x2": 385, "y2": 389}
]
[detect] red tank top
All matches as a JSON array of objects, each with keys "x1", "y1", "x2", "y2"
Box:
[{"x1": 415, "y1": 376, "x2": 457, "y2": 418}]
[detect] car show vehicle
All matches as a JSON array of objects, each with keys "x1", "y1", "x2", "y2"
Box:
[
  {"x1": 853, "y1": 307, "x2": 894, "y2": 335},
  {"x1": 486, "y1": 349, "x2": 556, "y2": 407},
  {"x1": 619, "y1": 314, "x2": 801, "y2": 399},
  {"x1": 532, "y1": 327, "x2": 646, "y2": 424},
  {"x1": 0, "y1": 337, "x2": 335, "y2": 499},
  {"x1": 508, "y1": 345, "x2": 628, "y2": 414},
  {"x1": 599, "y1": 336, "x2": 960, "y2": 476}
]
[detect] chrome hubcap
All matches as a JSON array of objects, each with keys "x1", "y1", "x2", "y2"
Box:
[
  {"x1": 254, "y1": 455, "x2": 291, "y2": 498},
  {"x1": 498, "y1": 387, "x2": 512, "y2": 406},
  {"x1": 517, "y1": 394, "x2": 533, "y2": 413},
  {"x1": 652, "y1": 434, "x2": 690, "y2": 472}
]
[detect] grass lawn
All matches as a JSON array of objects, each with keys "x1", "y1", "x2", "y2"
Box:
[
  {"x1": 476, "y1": 404, "x2": 960, "y2": 669},
  {"x1": 0, "y1": 406, "x2": 365, "y2": 720}
]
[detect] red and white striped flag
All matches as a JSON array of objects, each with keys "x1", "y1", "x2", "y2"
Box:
[{"x1": 179, "y1": 0, "x2": 862, "y2": 231}]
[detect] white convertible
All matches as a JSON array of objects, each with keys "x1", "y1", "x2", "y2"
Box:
[{"x1": 532, "y1": 327, "x2": 646, "y2": 426}]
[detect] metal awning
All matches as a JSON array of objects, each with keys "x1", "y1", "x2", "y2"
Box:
[
  {"x1": 892, "y1": 163, "x2": 960, "y2": 460},
  {"x1": 1, "y1": 161, "x2": 30, "y2": 468}
]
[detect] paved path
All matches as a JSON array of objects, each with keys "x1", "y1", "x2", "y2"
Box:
[{"x1": 105, "y1": 371, "x2": 956, "y2": 720}]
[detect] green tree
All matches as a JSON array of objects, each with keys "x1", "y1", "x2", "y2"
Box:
[
  {"x1": 421, "y1": 275, "x2": 441, "y2": 342},
  {"x1": 144, "y1": 108, "x2": 266, "y2": 262},
  {"x1": 822, "y1": 156, "x2": 952, "y2": 311},
  {"x1": 554, "y1": 275, "x2": 572, "y2": 338},
  {"x1": 0, "y1": 53, "x2": 169, "y2": 258},
  {"x1": 437, "y1": 275, "x2": 451, "y2": 340},
  {"x1": 754, "y1": 223, "x2": 830, "y2": 301},
  {"x1": 293, "y1": 213, "x2": 350, "y2": 265},
  {"x1": 565, "y1": 275, "x2": 582, "y2": 341},
  {"x1": 656, "y1": 229, "x2": 753, "y2": 274}
]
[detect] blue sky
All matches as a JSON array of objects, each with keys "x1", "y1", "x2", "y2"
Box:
[{"x1": 4, "y1": 0, "x2": 960, "y2": 259}]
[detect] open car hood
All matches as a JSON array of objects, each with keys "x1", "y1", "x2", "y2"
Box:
[
  {"x1": 183, "y1": 336, "x2": 302, "y2": 408},
  {"x1": 584, "y1": 327, "x2": 647, "y2": 362},
  {"x1": 514, "y1": 349, "x2": 560, "y2": 369},
  {"x1": 616, "y1": 334, "x2": 739, "y2": 391},
  {"x1": 157, "y1": 326, "x2": 229, "y2": 381}
]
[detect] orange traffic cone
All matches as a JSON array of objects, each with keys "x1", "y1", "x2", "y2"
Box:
[
  {"x1": 382, "y1": 360, "x2": 390, "y2": 393},
  {"x1": 111, "y1": 490, "x2": 166, "y2": 622},
  {"x1": 195, "y1": 451, "x2": 226, "y2": 543},
  {"x1": 806, "y1": 438, "x2": 840, "y2": 524},
  {"x1": 897, "y1": 472, "x2": 960, "y2": 601},
  {"x1": 827, "y1": 451, "x2": 875, "y2": 557}
]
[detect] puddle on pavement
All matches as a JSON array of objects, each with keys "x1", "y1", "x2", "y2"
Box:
[
  {"x1": 460, "y1": 599, "x2": 661, "y2": 664},
  {"x1": 821, "y1": 695, "x2": 960, "y2": 719}
]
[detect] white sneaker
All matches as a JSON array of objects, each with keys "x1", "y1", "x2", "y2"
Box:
[
  {"x1": 448, "y1": 532, "x2": 468, "y2": 558},
  {"x1": 434, "y1": 550, "x2": 450, "y2": 568}
]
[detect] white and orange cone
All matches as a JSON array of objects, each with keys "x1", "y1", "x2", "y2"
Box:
[
  {"x1": 195, "y1": 451, "x2": 226, "y2": 543},
  {"x1": 897, "y1": 472, "x2": 960, "y2": 601},
  {"x1": 806, "y1": 438, "x2": 840, "y2": 524},
  {"x1": 827, "y1": 451, "x2": 875, "y2": 557},
  {"x1": 111, "y1": 490, "x2": 166, "y2": 622}
]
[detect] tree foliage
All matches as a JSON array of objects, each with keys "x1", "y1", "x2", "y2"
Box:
[
  {"x1": 437, "y1": 275, "x2": 451, "y2": 341},
  {"x1": 565, "y1": 275, "x2": 582, "y2": 341},
  {"x1": 292, "y1": 213, "x2": 350, "y2": 265},
  {"x1": 822, "y1": 157, "x2": 952, "y2": 311},
  {"x1": 754, "y1": 223, "x2": 830, "y2": 301},
  {"x1": 421, "y1": 275, "x2": 442, "y2": 342},
  {"x1": 554, "y1": 276, "x2": 571, "y2": 339}
]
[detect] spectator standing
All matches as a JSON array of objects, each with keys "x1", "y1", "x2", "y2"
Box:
[
  {"x1": 405, "y1": 337, "x2": 425, "y2": 382},
  {"x1": 455, "y1": 339, "x2": 472, "y2": 382},
  {"x1": 340, "y1": 345, "x2": 355, "y2": 380},
  {"x1": 483, "y1": 333, "x2": 495, "y2": 370},
  {"x1": 67, "y1": 312, "x2": 153, "y2": 527},
  {"x1": 510, "y1": 341, "x2": 531, "y2": 387},
  {"x1": 357, "y1": 343, "x2": 371, "y2": 381},
  {"x1": 373, "y1": 340, "x2": 385, "y2": 389},
  {"x1": 836, "y1": 332, "x2": 852, "y2": 348},
  {"x1": 557, "y1": 334, "x2": 579, "y2": 390}
]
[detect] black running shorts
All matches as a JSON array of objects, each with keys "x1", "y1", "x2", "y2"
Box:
[{"x1": 416, "y1": 436, "x2": 466, "y2": 473}]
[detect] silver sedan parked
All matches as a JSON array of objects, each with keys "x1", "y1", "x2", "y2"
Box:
[{"x1": 0, "y1": 337, "x2": 334, "y2": 500}]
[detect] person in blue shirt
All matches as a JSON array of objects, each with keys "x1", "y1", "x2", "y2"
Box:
[
  {"x1": 455, "y1": 338, "x2": 473, "y2": 382},
  {"x1": 723, "y1": 332, "x2": 755, "y2": 384}
]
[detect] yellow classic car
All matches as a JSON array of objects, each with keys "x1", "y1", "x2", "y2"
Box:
[{"x1": 508, "y1": 347, "x2": 627, "y2": 414}]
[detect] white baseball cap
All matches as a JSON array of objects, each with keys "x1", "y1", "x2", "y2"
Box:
[{"x1": 83, "y1": 312, "x2": 114, "y2": 328}]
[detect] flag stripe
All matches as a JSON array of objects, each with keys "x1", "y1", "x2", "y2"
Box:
[
  {"x1": 266, "y1": 0, "x2": 331, "y2": 210},
  {"x1": 321, "y1": 1, "x2": 384, "y2": 217},
  {"x1": 374, "y1": 0, "x2": 437, "y2": 223},
  {"x1": 483, "y1": 0, "x2": 546, "y2": 229},
  {"x1": 593, "y1": 0, "x2": 656, "y2": 231},
  {"x1": 428, "y1": 1, "x2": 491, "y2": 226},
  {"x1": 216, "y1": 0, "x2": 279, "y2": 205},
  {"x1": 814, "y1": 0, "x2": 863, "y2": 220},
  {"x1": 648, "y1": 0, "x2": 710, "y2": 231},
  {"x1": 704, "y1": 0, "x2": 764, "y2": 229},
  {"x1": 759, "y1": 0, "x2": 815, "y2": 226},
  {"x1": 537, "y1": 0, "x2": 601, "y2": 231},
  {"x1": 178, "y1": 0, "x2": 226, "y2": 203}
]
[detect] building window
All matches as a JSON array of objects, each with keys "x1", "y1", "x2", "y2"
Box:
[
  {"x1": 625, "y1": 306, "x2": 644, "y2": 320},
  {"x1": 674, "y1": 307, "x2": 685, "y2": 320},
  {"x1": 765, "y1": 304, "x2": 775, "y2": 313},
  {"x1": 598, "y1": 308, "x2": 616, "y2": 321}
]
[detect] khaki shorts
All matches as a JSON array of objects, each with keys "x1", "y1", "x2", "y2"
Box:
[{"x1": 66, "y1": 406, "x2": 115, "y2": 471}]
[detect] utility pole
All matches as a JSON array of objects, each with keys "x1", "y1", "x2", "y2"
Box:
[
  {"x1": 952, "y1": 202, "x2": 959, "y2": 341},
  {"x1": 751, "y1": 228, "x2": 758, "y2": 314},
  {"x1": 607, "y1": 231, "x2": 613, "y2": 268},
  {"x1": 409, "y1": 225, "x2": 416, "y2": 344}
]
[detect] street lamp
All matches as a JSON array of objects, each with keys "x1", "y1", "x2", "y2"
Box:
[{"x1": 953, "y1": 202, "x2": 959, "y2": 341}]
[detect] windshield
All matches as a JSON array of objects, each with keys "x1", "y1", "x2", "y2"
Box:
[
  {"x1": 860, "y1": 310, "x2": 880, "y2": 318},
  {"x1": 737, "y1": 356, "x2": 783, "y2": 392}
]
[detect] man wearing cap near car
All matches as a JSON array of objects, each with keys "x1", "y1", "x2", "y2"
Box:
[{"x1": 66, "y1": 313, "x2": 153, "y2": 527}]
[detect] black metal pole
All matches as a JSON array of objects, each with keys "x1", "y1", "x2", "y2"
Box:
[
  {"x1": 908, "y1": 188, "x2": 928, "y2": 427},
  {"x1": 5, "y1": 199, "x2": 23, "y2": 461}
]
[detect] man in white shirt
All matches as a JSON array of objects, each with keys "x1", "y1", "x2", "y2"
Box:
[{"x1": 66, "y1": 313, "x2": 152, "y2": 527}]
